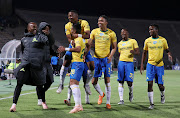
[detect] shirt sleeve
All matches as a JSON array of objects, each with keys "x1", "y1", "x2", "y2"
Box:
[
  {"x1": 163, "y1": 38, "x2": 169, "y2": 50},
  {"x1": 90, "y1": 29, "x2": 95, "y2": 40},
  {"x1": 118, "y1": 42, "x2": 121, "y2": 53},
  {"x1": 82, "y1": 20, "x2": 90, "y2": 32},
  {"x1": 65, "y1": 24, "x2": 71, "y2": 35},
  {"x1": 143, "y1": 39, "x2": 148, "y2": 51},
  {"x1": 133, "y1": 39, "x2": 139, "y2": 49},
  {"x1": 111, "y1": 31, "x2": 117, "y2": 43}
]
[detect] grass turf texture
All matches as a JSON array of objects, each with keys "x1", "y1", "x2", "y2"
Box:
[{"x1": 0, "y1": 70, "x2": 180, "y2": 118}]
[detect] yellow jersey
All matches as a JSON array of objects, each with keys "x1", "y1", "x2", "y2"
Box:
[
  {"x1": 143, "y1": 36, "x2": 169, "y2": 67},
  {"x1": 90, "y1": 28, "x2": 117, "y2": 58},
  {"x1": 118, "y1": 38, "x2": 139, "y2": 62},
  {"x1": 72, "y1": 37, "x2": 86, "y2": 62},
  {"x1": 65, "y1": 19, "x2": 90, "y2": 36}
]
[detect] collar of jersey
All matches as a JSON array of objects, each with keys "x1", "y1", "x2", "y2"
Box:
[
  {"x1": 122, "y1": 38, "x2": 130, "y2": 42},
  {"x1": 152, "y1": 36, "x2": 159, "y2": 39},
  {"x1": 100, "y1": 29, "x2": 108, "y2": 32}
]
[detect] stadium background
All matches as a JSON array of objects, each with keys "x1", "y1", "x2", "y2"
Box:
[{"x1": 0, "y1": 0, "x2": 180, "y2": 69}]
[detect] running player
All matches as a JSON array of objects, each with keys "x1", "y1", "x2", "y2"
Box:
[
  {"x1": 117, "y1": 29, "x2": 140, "y2": 105},
  {"x1": 56, "y1": 10, "x2": 94, "y2": 94},
  {"x1": 58, "y1": 23, "x2": 85, "y2": 113},
  {"x1": 140, "y1": 24, "x2": 173, "y2": 109},
  {"x1": 88, "y1": 15, "x2": 117, "y2": 109}
]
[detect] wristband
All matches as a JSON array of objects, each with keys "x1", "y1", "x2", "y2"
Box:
[
  {"x1": 70, "y1": 40, "x2": 73, "y2": 44},
  {"x1": 65, "y1": 48, "x2": 70, "y2": 51},
  {"x1": 78, "y1": 34, "x2": 82, "y2": 37}
]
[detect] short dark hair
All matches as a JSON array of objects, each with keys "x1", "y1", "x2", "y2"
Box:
[
  {"x1": 121, "y1": 28, "x2": 128, "y2": 32},
  {"x1": 72, "y1": 23, "x2": 81, "y2": 34},
  {"x1": 150, "y1": 24, "x2": 159, "y2": 30},
  {"x1": 99, "y1": 15, "x2": 108, "y2": 22},
  {"x1": 69, "y1": 10, "x2": 78, "y2": 15}
]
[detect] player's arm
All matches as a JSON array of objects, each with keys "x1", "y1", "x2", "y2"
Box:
[
  {"x1": 108, "y1": 41, "x2": 117, "y2": 63},
  {"x1": 72, "y1": 21, "x2": 90, "y2": 39},
  {"x1": 164, "y1": 39, "x2": 173, "y2": 63},
  {"x1": 140, "y1": 50, "x2": 147, "y2": 74},
  {"x1": 65, "y1": 24, "x2": 73, "y2": 43},
  {"x1": 66, "y1": 34, "x2": 72, "y2": 43},
  {"x1": 130, "y1": 48, "x2": 140, "y2": 55},
  {"x1": 84, "y1": 40, "x2": 91, "y2": 57},
  {"x1": 140, "y1": 40, "x2": 148, "y2": 74},
  {"x1": 165, "y1": 49, "x2": 173, "y2": 63},
  {"x1": 58, "y1": 46, "x2": 81, "y2": 53},
  {"x1": 130, "y1": 40, "x2": 140, "y2": 55},
  {"x1": 108, "y1": 32, "x2": 117, "y2": 63}
]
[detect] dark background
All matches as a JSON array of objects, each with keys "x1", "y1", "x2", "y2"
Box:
[{"x1": 14, "y1": 0, "x2": 180, "y2": 21}]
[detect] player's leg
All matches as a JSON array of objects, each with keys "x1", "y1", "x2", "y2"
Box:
[
  {"x1": 86, "y1": 51, "x2": 94, "y2": 79},
  {"x1": 69, "y1": 62, "x2": 84, "y2": 113},
  {"x1": 64, "y1": 84, "x2": 72, "y2": 106},
  {"x1": 56, "y1": 55, "x2": 71, "y2": 94},
  {"x1": 82, "y1": 63, "x2": 91, "y2": 104},
  {"x1": 146, "y1": 63, "x2": 155, "y2": 109},
  {"x1": 126, "y1": 62, "x2": 134, "y2": 102},
  {"x1": 117, "y1": 61, "x2": 125, "y2": 104},
  {"x1": 104, "y1": 58, "x2": 111, "y2": 109},
  {"x1": 83, "y1": 63, "x2": 92, "y2": 95},
  {"x1": 104, "y1": 77, "x2": 111, "y2": 109},
  {"x1": 156, "y1": 66, "x2": 165, "y2": 104},
  {"x1": 92, "y1": 57, "x2": 104, "y2": 103},
  {"x1": 10, "y1": 82, "x2": 23, "y2": 112}
]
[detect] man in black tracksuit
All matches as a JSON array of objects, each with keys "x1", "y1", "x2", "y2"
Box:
[
  {"x1": 10, "y1": 22, "x2": 49, "y2": 112},
  {"x1": 36, "y1": 22, "x2": 56, "y2": 106}
]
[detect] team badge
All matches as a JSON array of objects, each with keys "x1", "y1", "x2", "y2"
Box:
[
  {"x1": 122, "y1": 43, "x2": 126, "y2": 46},
  {"x1": 153, "y1": 41, "x2": 157, "y2": 44},
  {"x1": 100, "y1": 33, "x2": 104, "y2": 36}
]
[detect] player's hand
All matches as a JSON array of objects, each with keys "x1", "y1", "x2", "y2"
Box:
[
  {"x1": 130, "y1": 50, "x2": 134, "y2": 54},
  {"x1": 140, "y1": 65, "x2": 144, "y2": 75},
  {"x1": 107, "y1": 56, "x2": 112, "y2": 63},
  {"x1": 42, "y1": 29, "x2": 50, "y2": 35},
  {"x1": 57, "y1": 46, "x2": 65, "y2": 53},
  {"x1": 83, "y1": 55, "x2": 86, "y2": 62}
]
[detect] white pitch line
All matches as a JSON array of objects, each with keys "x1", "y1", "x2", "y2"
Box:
[{"x1": 0, "y1": 85, "x2": 68, "y2": 101}]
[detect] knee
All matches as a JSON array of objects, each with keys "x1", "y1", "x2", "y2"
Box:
[
  {"x1": 158, "y1": 84, "x2": 165, "y2": 91},
  {"x1": 92, "y1": 78, "x2": 98, "y2": 85}
]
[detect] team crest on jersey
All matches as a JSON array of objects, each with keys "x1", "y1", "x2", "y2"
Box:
[
  {"x1": 99, "y1": 33, "x2": 104, "y2": 36},
  {"x1": 122, "y1": 43, "x2": 126, "y2": 46},
  {"x1": 153, "y1": 41, "x2": 157, "y2": 44}
]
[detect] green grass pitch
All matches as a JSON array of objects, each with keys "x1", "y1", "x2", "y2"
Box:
[{"x1": 0, "y1": 70, "x2": 180, "y2": 118}]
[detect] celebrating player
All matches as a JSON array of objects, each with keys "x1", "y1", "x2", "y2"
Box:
[
  {"x1": 117, "y1": 29, "x2": 140, "y2": 104},
  {"x1": 88, "y1": 15, "x2": 117, "y2": 109},
  {"x1": 58, "y1": 23, "x2": 85, "y2": 113},
  {"x1": 56, "y1": 10, "x2": 94, "y2": 95},
  {"x1": 140, "y1": 24, "x2": 173, "y2": 109}
]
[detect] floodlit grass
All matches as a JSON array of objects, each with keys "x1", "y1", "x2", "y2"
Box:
[{"x1": 0, "y1": 70, "x2": 180, "y2": 118}]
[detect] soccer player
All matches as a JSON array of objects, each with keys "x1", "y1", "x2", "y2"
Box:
[
  {"x1": 117, "y1": 29, "x2": 140, "y2": 105},
  {"x1": 56, "y1": 10, "x2": 94, "y2": 95},
  {"x1": 58, "y1": 23, "x2": 85, "y2": 113},
  {"x1": 140, "y1": 24, "x2": 173, "y2": 109},
  {"x1": 88, "y1": 15, "x2": 117, "y2": 109}
]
